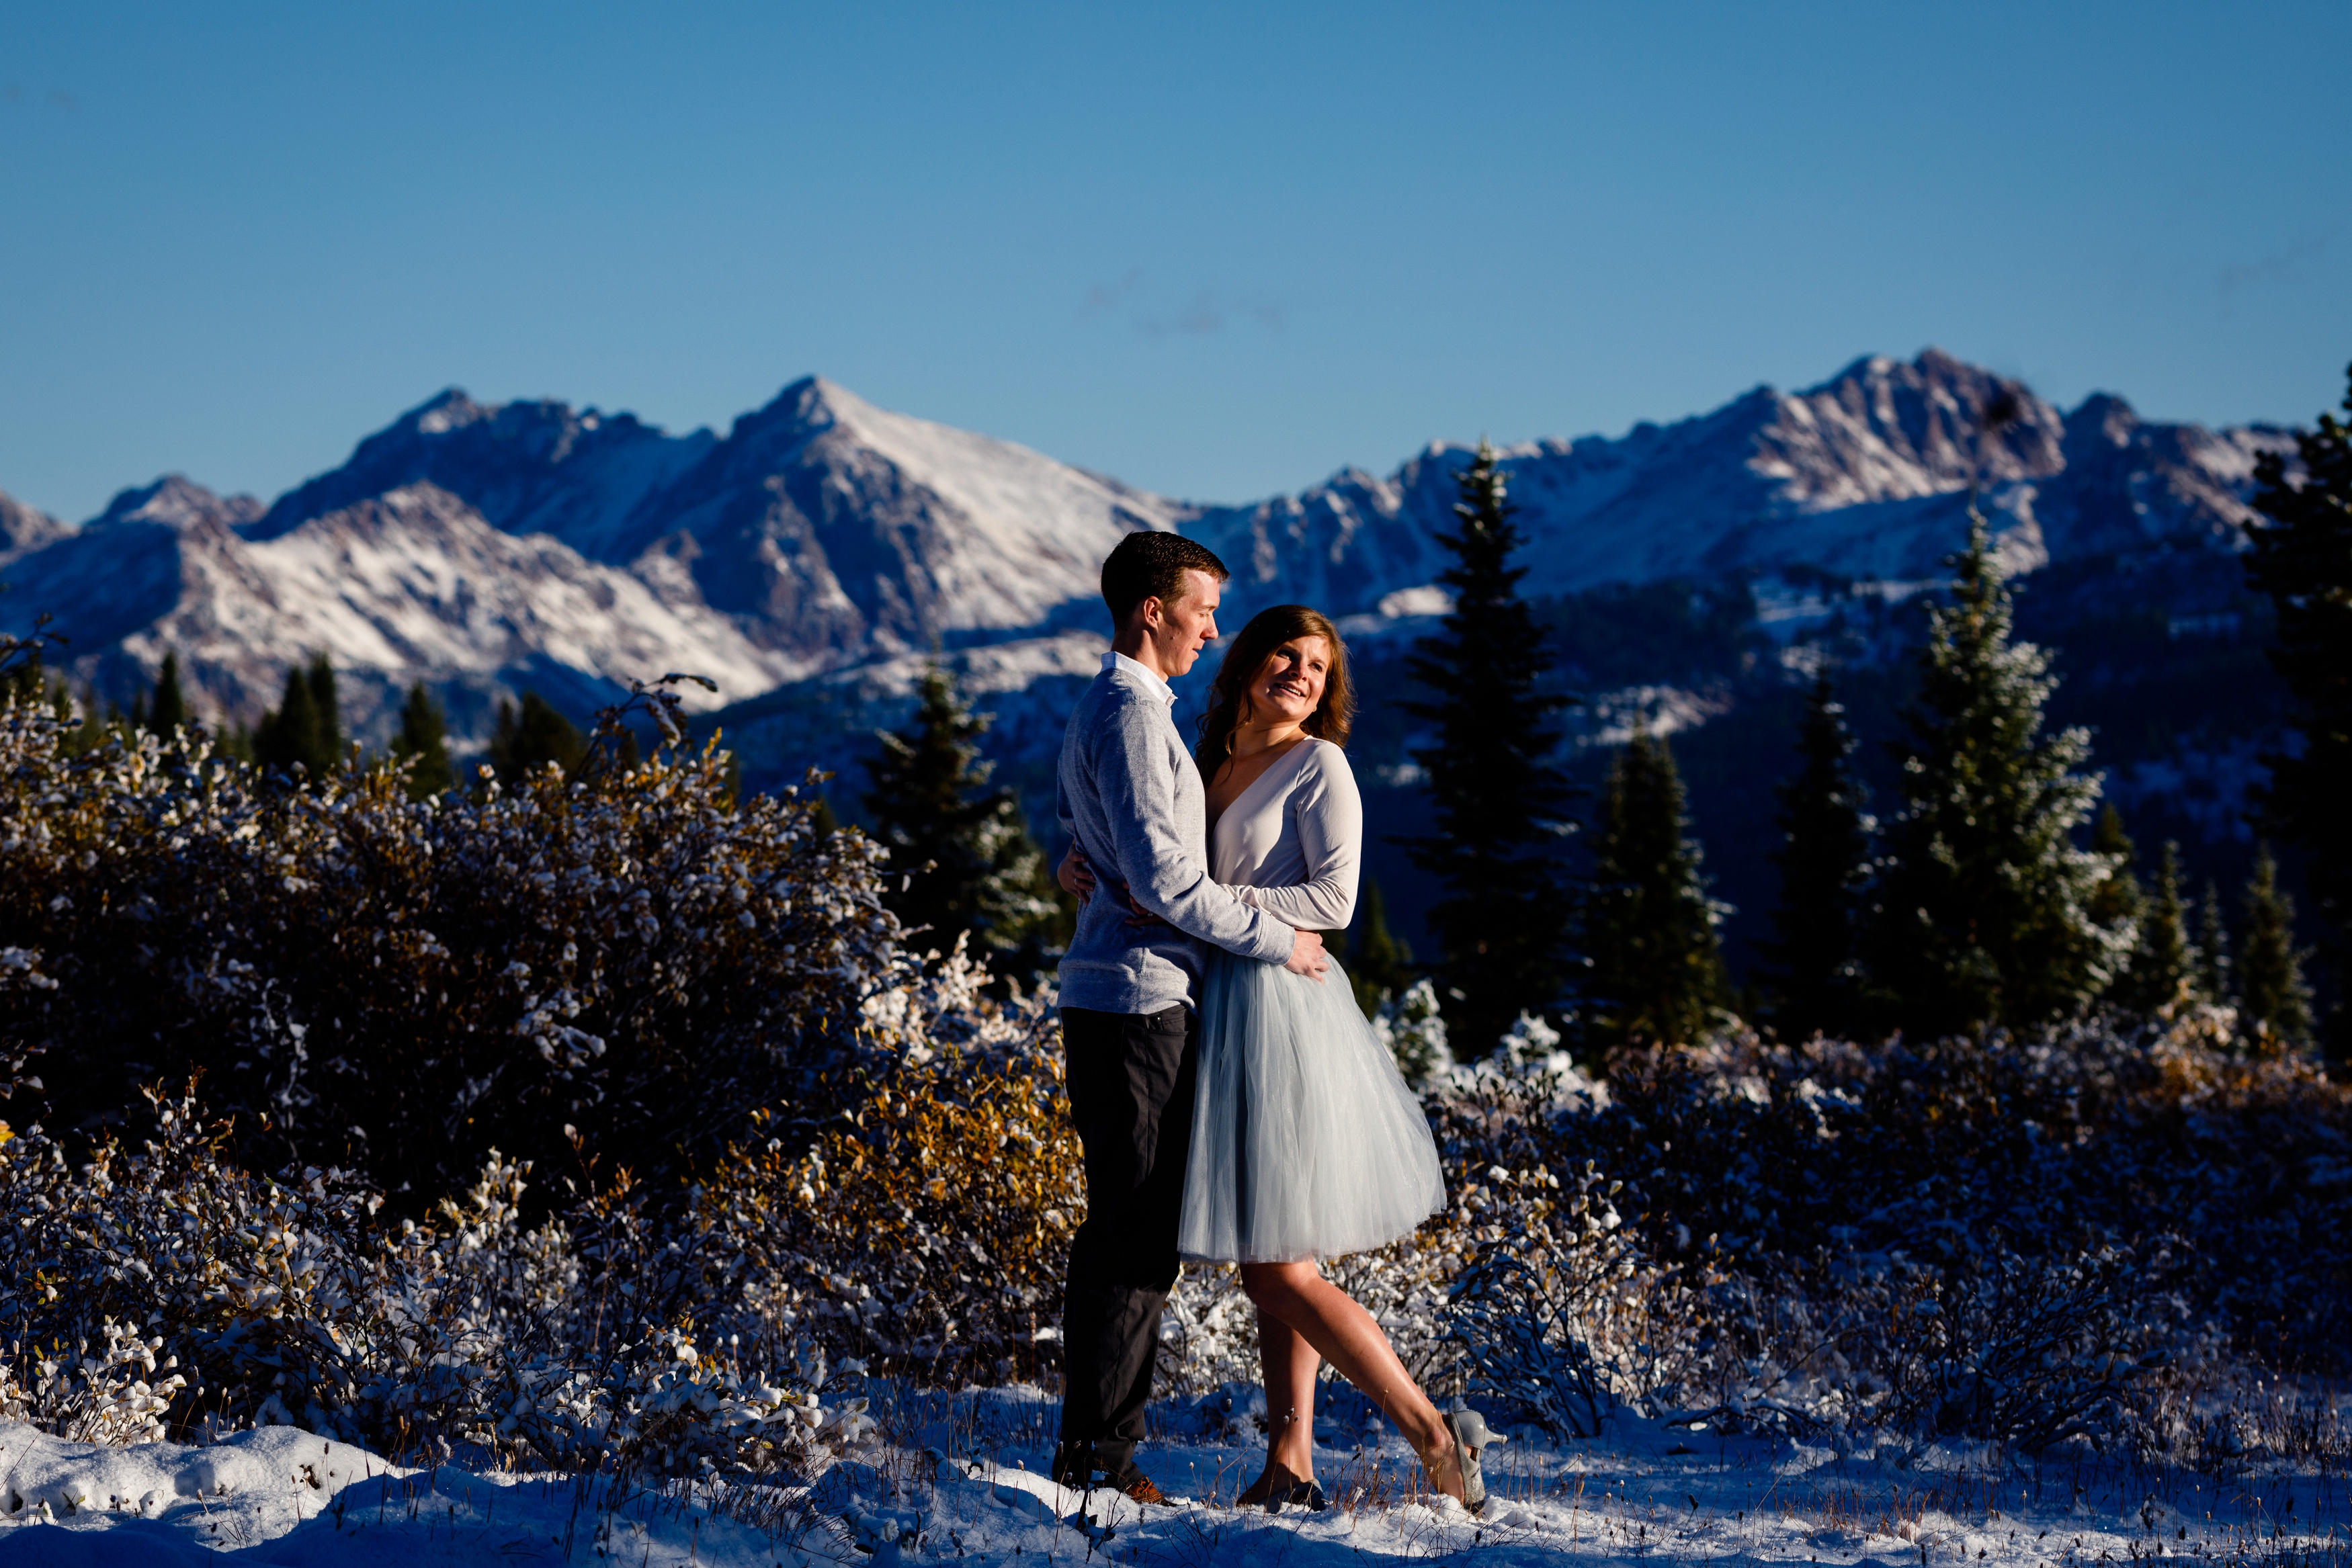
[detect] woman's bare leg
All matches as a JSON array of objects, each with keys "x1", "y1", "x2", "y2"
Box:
[
  {"x1": 1236, "y1": 1308, "x2": 1320, "y2": 1501},
  {"x1": 1240, "y1": 1260, "x2": 1466, "y2": 1501}
]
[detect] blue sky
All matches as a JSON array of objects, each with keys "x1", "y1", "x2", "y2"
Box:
[{"x1": 3, "y1": 1, "x2": 2347, "y2": 523}]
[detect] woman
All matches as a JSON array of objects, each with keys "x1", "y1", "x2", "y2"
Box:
[{"x1": 1062, "y1": 605, "x2": 1499, "y2": 1515}]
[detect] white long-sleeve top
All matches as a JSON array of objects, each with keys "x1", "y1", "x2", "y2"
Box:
[{"x1": 1210, "y1": 737, "x2": 1362, "y2": 932}]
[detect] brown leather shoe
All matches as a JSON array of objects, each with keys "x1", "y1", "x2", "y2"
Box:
[{"x1": 1114, "y1": 1471, "x2": 1168, "y2": 1506}]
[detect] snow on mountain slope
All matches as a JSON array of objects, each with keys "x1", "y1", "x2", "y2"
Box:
[
  {"x1": 603, "y1": 377, "x2": 1188, "y2": 666},
  {"x1": 1, "y1": 482, "x2": 804, "y2": 734},
  {"x1": 247, "y1": 378, "x2": 1188, "y2": 676},
  {"x1": 1195, "y1": 349, "x2": 2293, "y2": 619},
  {"x1": 252, "y1": 390, "x2": 716, "y2": 561},
  {"x1": 3, "y1": 376, "x2": 1189, "y2": 736},
  {"x1": 812, "y1": 378, "x2": 1187, "y2": 623},
  {"x1": 0, "y1": 489, "x2": 68, "y2": 562},
  {"x1": 95, "y1": 474, "x2": 268, "y2": 534},
  {"x1": 1184, "y1": 464, "x2": 1451, "y2": 621}
]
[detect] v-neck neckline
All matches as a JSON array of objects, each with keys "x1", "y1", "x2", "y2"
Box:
[{"x1": 1210, "y1": 737, "x2": 1316, "y2": 842}]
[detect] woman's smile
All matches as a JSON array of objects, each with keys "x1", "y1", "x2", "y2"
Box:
[{"x1": 1251, "y1": 638, "x2": 1330, "y2": 727}]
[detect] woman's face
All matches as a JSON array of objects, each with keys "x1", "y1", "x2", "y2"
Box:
[{"x1": 1248, "y1": 635, "x2": 1331, "y2": 728}]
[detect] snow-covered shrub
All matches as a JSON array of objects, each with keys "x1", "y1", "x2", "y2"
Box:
[
  {"x1": 7, "y1": 690, "x2": 2348, "y2": 1471},
  {"x1": 1874, "y1": 1244, "x2": 2189, "y2": 1451},
  {"x1": 1407, "y1": 1007, "x2": 2350, "y2": 1453},
  {"x1": 0, "y1": 696, "x2": 903, "y2": 1205},
  {"x1": 1444, "y1": 1162, "x2": 1646, "y2": 1437},
  {"x1": 0, "y1": 1320, "x2": 187, "y2": 1445},
  {"x1": 0, "y1": 943, "x2": 50, "y2": 1130},
  {"x1": 1372, "y1": 978, "x2": 1452, "y2": 1084},
  {"x1": 0, "y1": 1081, "x2": 887, "y2": 1476},
  {"x1": 1583, "y1": 1019, "x2": 2351, "y2": 1370}
]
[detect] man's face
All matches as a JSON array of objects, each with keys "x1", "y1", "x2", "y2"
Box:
[{"x1": 1145, "y1": 570, "x2": 1222, "y2": 677}]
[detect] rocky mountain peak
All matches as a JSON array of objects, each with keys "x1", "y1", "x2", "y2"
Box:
[
  {"x1": 0, "y1": 488, "x2": 67, "y2": 560},
  {"x1": 90, "y1": 475, "x2": 264, "y2": 534},
  {"x1": 251, "y1": 386, "x2": 715, "y2": 557},
  {"x1": 2065, "y1": 392, "x2": 2143, "y2": 451},
  {"x1": 1760, "y1": 349, "x2": 2068, "y2": 509}
]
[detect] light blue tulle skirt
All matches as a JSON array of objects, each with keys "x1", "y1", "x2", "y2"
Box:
[{"x1": 1179, "y1": 950, "x2": 1447, "y2": 1264}]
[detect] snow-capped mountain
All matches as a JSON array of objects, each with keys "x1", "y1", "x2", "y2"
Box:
[
  {"x1": 1, "y1": 378, "x2": 1190, "y2": 728},
  {"x1": 1193, "y1": 349, "x2": 2289, "y2": 629},
  {"x1": 0, "y1": 351, "x2": 2294, "y2": 753},
  {"x1": 251, "y1": 377, "x2": 1185, "y2": 666},
  {"x1": 0, "y1": 490, "x2": 69, "y2": 559}
]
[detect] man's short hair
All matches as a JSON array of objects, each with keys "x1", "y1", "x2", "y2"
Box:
[{"x1": 1101, "y1": 531, "x2": 1230, "y2": 625}]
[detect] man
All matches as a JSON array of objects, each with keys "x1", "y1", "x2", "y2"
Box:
[{"x1": 1052, "y1": 531, "x2": 1329, "y2": 1503}]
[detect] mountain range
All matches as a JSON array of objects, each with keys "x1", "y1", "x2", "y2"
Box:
[
  {"x1": 0, "y1": 348, "x2": 2286, "y2": 737},
  {"x1": 0, "y1": 350, "x2": 2302, "y2": 969}
]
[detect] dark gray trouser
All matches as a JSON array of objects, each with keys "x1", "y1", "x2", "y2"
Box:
[{"x1": 1056, "y1": 1003, "x2": 1198, "y2": 1477}]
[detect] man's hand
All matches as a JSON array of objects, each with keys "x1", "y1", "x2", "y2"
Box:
[
  {"x1": 1062, "y1": 846, "x2": 1165, "y2": 928},
  {"x1": 1284, "y1": 928, "x2": 1329, "y2": 984}
]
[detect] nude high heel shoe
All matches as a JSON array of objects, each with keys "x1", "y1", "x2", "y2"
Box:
[{"x1": 1438, "y1": 1408, "x2": 1503, "y2": 1514}]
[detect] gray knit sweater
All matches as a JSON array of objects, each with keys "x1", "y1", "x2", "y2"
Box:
[{"x1": 1055, "y1": 663, "x2": 1294, "y2": 1015}]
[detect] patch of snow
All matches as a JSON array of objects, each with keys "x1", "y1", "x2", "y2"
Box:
[
  {"x1": 11, "y1": 1395, "x2": 2341, "y2": 1567},
  {"x1": 1378, "y1": 584, "x2": 1454, "y2": 619},
  {"x1": 1585, "y1": 684, "x2": 1736, "y2": 746}
]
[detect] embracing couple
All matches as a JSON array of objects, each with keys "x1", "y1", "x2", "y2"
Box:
[{"x1": 1049, "y1": 531, "x2": 1498, "y2": 1515}]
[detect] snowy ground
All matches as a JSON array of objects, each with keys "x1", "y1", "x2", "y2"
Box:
[{"x1": 3, "y1": 1383, "x2": 2345, "y2": 1566}]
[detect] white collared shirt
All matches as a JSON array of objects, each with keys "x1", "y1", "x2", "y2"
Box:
[{"x1": 1103, "y1": 650, "x2": 1176, "y2": 707}]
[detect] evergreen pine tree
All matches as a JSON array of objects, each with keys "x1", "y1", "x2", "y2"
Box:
[
  {"x1": 1583, "y1": 729, "x2": 1727, "y2": 1048},
  {"x1": 2123, "y1": 840, "x2": 2195, "y2": 1015},
  {"x1": 861, "y1": 663, "x2": 1057, "y2": 959},
  {"x1": 1401, "y1": 439, "x2": 1581, "y2": 1053},
  {"x1": 1759, "y1": 673, "x2": 1873, "y2": 1038},
  {"x1": 146, "y1": 650, "x2": 187, "y2": 736},
  {"x1": 1345, "y1": 876, "x2": 1417, "y2": 1020},
  {"x1": 253, "y1": 664, "x2": 327, "y2": 777},
  {"x1": 2238, "y1": 844, "x2": 2316, "y2": 1049},
  {"x1": 2088, "y1": 805, "x2": 2144, "y2": 935},
  {"x1": 1866, "y1": 512, "x2": 2126, "y2": 1035},
  {"x1": 388, "y1": 681, "x2": 457, "y2": 799},
  {"x1": 487, "y1": 692, "x2": 587, "y2": 783},
  {"x1": 2244, "y1": 363, "x2": 2352, "y2": 1055},
  {"x1": 2196, "y1": 879, "x2": 2232, "y2": 1005},
  {"x1": 2087, "y1": 804, "x2": 2148, "y2": 1009},
  {"x1": 306, "y1": 654, "x2": 344, "y2": 766}
]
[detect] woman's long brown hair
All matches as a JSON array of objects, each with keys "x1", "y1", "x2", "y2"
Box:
[{"x1": 1193, "y1": 605, "x2": 1355, "y2": 781}]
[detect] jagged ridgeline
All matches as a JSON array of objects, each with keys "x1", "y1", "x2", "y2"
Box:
[{"x1": 0, "y1": 351, "x2": 2304, "y2": 975}]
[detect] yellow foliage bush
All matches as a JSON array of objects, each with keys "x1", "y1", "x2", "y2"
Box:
[{"x1": 685, "y1": 961, "x2": 1085, "y2": 1383}]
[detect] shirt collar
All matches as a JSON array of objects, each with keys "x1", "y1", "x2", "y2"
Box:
[{"x1": 1103, "y1": 650, "x2": 1176, "y2": 707}]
